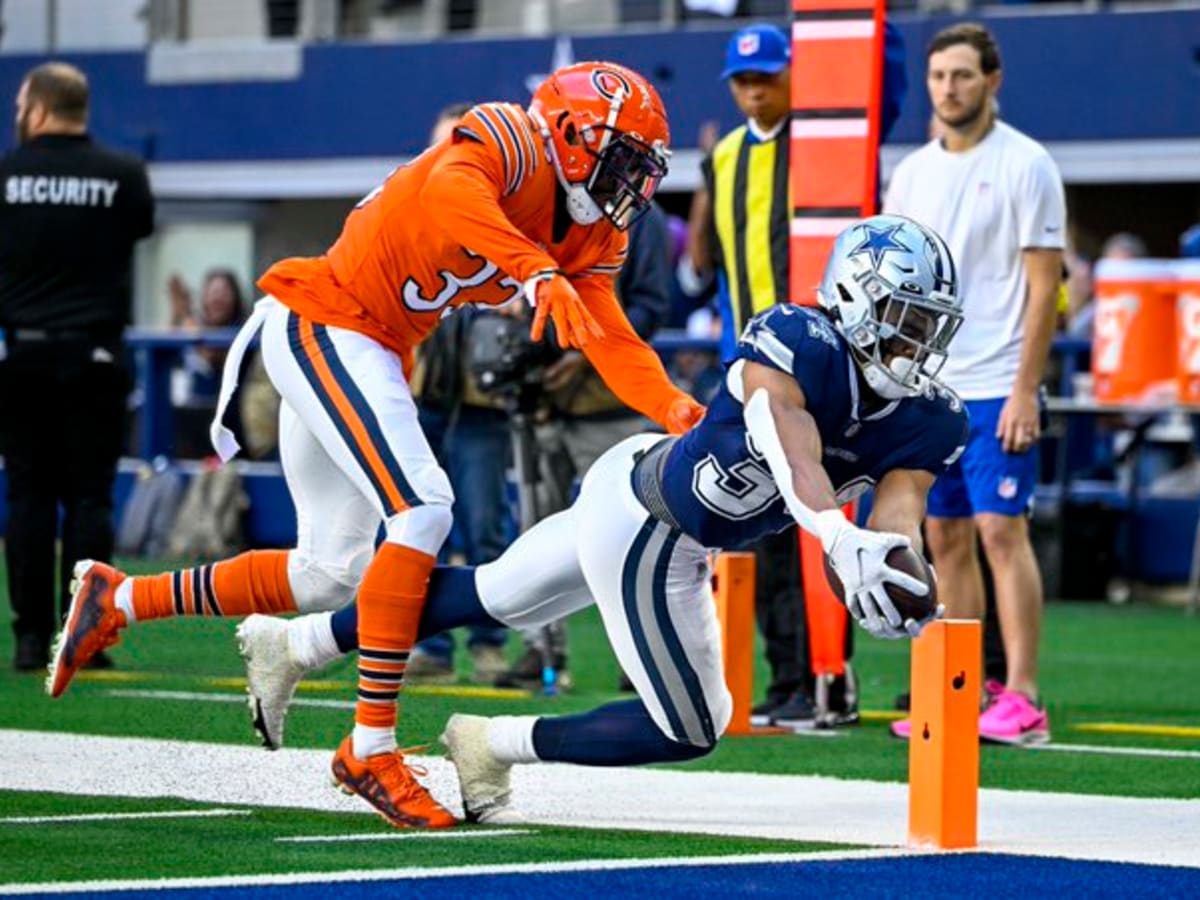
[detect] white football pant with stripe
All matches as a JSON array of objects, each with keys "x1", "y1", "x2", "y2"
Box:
[{"x1": 479, "y1": 433, "x2": 733, "y2": 748}]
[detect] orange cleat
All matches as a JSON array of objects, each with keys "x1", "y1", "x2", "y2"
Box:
[
  {"x1": 330, "y1": 735, "x2": 457, "y2": 829},
  {"x1": 46, "y1": 561, "x2": 127, "y2": 699}
]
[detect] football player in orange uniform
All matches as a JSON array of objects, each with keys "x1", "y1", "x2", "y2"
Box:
[{"x1": 46, "y1": 62, "x2": 705, "y2": 829}]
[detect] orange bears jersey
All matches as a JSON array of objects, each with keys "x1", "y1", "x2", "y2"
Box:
[
  {"x1": 259, "y1": 102, "x2": 624, "y2": 354},
  {"x1": 258, "y1": 101, "x2": 688, "y2": 427}
]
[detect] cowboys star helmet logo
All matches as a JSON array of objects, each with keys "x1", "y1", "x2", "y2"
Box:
[{"x1": 850, "y1": 222, "x2": 911, "y2": 269}]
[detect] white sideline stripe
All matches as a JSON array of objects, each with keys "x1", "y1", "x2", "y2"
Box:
[
  {"x1": 0, "y1": 848, "x2": 921, "y2": 896},
  {"x1": 107, "y1": 688, "x2": 354, "y2": 711},
  {"x1": 0, "y1": 809, "x2": 250, "y2": 825},
  {"x1": 1, "y1": 730, "x2": 1198, "y2": 870},
  {"x1": 276, "y1": 828, "x2": 532, "y2": 844},
  {"x1": 1031, "y1": 743, "x2": 1200, "y2": 761},
  {"x1": 105, "y1": 692, "x2": 1200, "y2": 758}
]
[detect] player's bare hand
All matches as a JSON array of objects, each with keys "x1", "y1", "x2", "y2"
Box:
[
  {"x1": 543, "y1": 351, "x2": 587, "y2": 392},
  {"x1": 997, "y1": 387, "x2": 1040, "y2": 453},
  {"x1": 525, "y1": 272, "x2": 605, "y2": 349},
  {"x1": 664, "y1": 395, "x2": 706, "y2": 435}
]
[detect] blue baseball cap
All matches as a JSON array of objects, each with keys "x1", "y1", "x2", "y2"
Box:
[
  {"x1": 1181, "y1": 223, "x2": 1200, "y2": 259},
  {"x1": 720, "y1": 24, "x2": 791, "y2": 80}
]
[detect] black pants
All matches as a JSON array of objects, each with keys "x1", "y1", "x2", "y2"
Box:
[
  {"x1": 0, "y1": 337, "x2": 128, "y2": 648},
  {"x1": 755, "y1": 525, "x2": 854, "y2": 702}
]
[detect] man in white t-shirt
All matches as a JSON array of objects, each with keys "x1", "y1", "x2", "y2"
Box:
[{"x1": 884, "y1": 23, "x2": 1065, "y2": 745}]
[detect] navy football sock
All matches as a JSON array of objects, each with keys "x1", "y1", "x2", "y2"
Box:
[
  {"x1": 532, "y1": 699, "x2": 713, "y2": 765},
  {"x1": 329, "y1": 565, "x2": 501, "y2": 653}
]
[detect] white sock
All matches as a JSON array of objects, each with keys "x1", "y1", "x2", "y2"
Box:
[
  {"x1": 287, "y1": 612, "x2": 341, "y2": 670},
  {"x1": 352, "y1": 725, "x2": 396, "y2": 759},
  {"x1": 114, "y1": 580, "x2": 135, "y2": 622},
  {"x1": 486, "y1": 715, "x2": 540, "y2": 764}
]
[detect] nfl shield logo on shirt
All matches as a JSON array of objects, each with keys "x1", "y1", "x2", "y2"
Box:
[
  {"x1": 997, "y1": 476, "x2": 1018, "y2": 500},
  {"x1": 738, "y1": 33, "x2": 760, "y2": 56}
]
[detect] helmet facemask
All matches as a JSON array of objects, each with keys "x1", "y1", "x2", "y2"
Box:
[
  {"x1": 850, "y1": 287, "x2": 962, "y2": 399},
  {"x1": 582, "y1": 128, "x2": 669, "y2": 230}
]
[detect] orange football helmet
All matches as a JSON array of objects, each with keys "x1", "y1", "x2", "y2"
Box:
[{"x1": 530, "y1": 61, "x2": 671, "y2": 231}]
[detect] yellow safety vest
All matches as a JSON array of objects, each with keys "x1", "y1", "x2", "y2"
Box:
[{"x1": 709, "y1": 121, "x2": 791, "y2": 338}]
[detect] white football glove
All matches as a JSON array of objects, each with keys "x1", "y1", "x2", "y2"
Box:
[{"x1": 813, "y1": 510, "x2": 937, "y2": 640}]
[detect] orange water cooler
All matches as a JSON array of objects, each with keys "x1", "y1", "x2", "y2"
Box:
[
  {"x1": 1175, "y1": 261, "x2": 1200, "y2": 406},
  {"x1": 1092, "y1": 259, "x2": 1178, "y2": 403}
]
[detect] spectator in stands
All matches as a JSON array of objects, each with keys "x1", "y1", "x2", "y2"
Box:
[
  {"x1": 168, "y1": 269, "x2": 248, "y2": 457},
  {"x1": 405, "y1": 103, "x2": 512, "y2": 686},
  {"x1": 885, "y1": 23, "x2": 1066, "y2": 745},
  {"x1": 688, "y1": 22, "x2": 906, "y2": 729},
  {"x1": 0, "y1": 62, "x2": 154, "y2": 671}
]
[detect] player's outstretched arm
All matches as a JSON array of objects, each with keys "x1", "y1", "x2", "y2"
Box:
[
  {"x1": 573, "y1": 274, "x2": 705, "y2": 433},
  {"x1": 740, "y1": 361, "x2": 927, "y2": 638},
  {"x1": 866, "y1": 469, "x2": 935, "y2": 553}
]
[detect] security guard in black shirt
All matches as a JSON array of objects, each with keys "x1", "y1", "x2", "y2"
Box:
[{"x1": 0, "y1": 62, "x2": 154, "y2": 670}]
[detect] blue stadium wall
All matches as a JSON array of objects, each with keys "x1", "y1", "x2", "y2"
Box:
[{"x1": 0, "y1": 8, "x2": 1196, "y2": 162}]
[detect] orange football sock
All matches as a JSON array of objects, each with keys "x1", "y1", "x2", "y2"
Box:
[
  {"x1": 130, "y1": 550, "x2": 296, "y2": 621},
  {"x1": 355, "y1": 542, "x2": 435, "y2": 731}
]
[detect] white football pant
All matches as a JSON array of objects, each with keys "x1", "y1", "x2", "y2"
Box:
[{"x1": 479, "y1": 433, "x2": 732, "y2": 747}]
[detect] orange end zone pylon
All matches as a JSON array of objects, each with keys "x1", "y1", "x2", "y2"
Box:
[
  {"x1": 712, "y1": 552, "x2": 787, "y2": 736},
  {"x1": 907, "y1": 619, "x2": 982, "y2": 849}
]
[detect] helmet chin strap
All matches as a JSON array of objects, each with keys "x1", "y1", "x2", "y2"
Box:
[{"x1": 529, "y1": 107, "x2": 605, "y2": 226}]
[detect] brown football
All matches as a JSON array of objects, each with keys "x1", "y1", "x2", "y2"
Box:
[{"x1": 822, "y1": 545, "x2": 937, "y2": 623}]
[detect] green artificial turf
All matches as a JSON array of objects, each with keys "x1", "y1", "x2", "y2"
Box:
[{"x1": 3, "y1": 557, "x2": 1198, "y2": 802}]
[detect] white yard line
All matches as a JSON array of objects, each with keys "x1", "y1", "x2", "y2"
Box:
[
  {"x1": 0, "y1": 848, "x2": 923, "y2": 896},
  {"x1": 1029, "y1": 742, "x2": 1200, "y2": 761},
  {"x1": 107, "y1": 690, "x2": 1200, "y2": 758},
  {"x1": 108, "y1": 688, "x2": 354, "y2": 711},
  {"x1": 1, "y1": 729, "x2": 1197, "y2": 869},
  {"x1": 1, "y1": 808, "x2": 250, "y2": 825},
  {"x1": 276, "y1": 828, "x2": 532, "y2": 843}
]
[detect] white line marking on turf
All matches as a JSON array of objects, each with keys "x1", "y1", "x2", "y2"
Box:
[
  {"x1": 0, "y1": 808, "x2": 250, "y2": 825},
  {"x1": 1031, "y1": 742, "x2": 1200, "y2": 761},
  {"x1": 3, "y1": 730, "x2": 1198, "y2": 870},
  {"x1": 276, "y1": 828, "x2": 532, "y2": 843},
  {"x1": 107, "y1": 688, "x2": 354, "y2": 710},
  {"x1": 105, "y1": 691, "x2": 1200, "y2": 757},
  {"x1": 0, "y1": 848, "x2": 923, "y2": 896}
]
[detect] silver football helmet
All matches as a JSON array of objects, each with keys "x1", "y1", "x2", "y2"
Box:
[{"x1": 817, "y1": 214, "x2": 962, "y2": 399}]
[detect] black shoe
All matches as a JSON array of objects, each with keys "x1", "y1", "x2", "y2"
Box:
[
  {"x1": 770, "y1": 691, "x2": 817, "y2": 729},
  {"x1": 14, "y1": 634, "x2": 48, "y2": 672},
  {"x1": 813, "y1": 663, "x2": 860, "y2": 729},
  {"x1": 894, "y1": 691, "x2": 911, "y2": 712},
  {"x1": 750, "y1": 694, "x2": 787, "y2": 727}
]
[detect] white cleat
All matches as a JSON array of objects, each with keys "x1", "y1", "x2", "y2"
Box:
[
  {"x1": 440, "y1": 713, "x2": 523, "y2": 824},
  {"x1": 236, "y1": 615, "x2": 306, "y2": 750}
]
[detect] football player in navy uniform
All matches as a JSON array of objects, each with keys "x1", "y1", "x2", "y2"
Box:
[{"x1": 238, "y1": 214, "x2": 967, "y2": 824}]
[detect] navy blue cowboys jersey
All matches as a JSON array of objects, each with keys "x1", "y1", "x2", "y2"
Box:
[{"x1": 658, "y1": 304, "x2": 968, "y2": 549}]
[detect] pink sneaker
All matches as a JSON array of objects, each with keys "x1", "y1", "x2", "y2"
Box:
[
  {"x1": 889, "y1": 681, "x2": 1035, "y2": 741},
  {"x1": 978, "y1": 689, "x2": 1050, "y2": 745}
]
